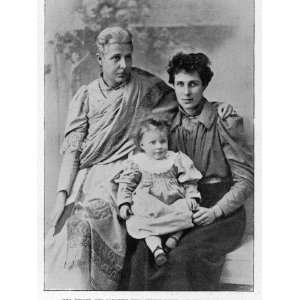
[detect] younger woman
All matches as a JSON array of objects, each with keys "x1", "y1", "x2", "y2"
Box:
[
  {"x1": 114, "y1": 117, "x2": 203, "y2": 266},
  {"x1": 126, "y1": 52, "x2": 254, "y2": 291}
]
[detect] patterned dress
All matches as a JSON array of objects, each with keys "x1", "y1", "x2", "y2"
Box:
[{"x1": 114, "y1": 151, "x2": 202, "y2": 239}]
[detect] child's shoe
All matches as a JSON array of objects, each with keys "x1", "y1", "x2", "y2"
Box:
[
  {"x1": 165, "y1": 236, "x2": 179, "y2": 250},
  {"x1": 153, "y1": 246, "x2": 167, "y2": 266}
]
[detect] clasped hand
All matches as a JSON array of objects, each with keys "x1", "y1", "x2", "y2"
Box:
[
  {"x1": 119, "y1": 204, "x2": 133, "y2": 220},
  {"x1": 192, "y1": 206, "x2": 216, "y2": 226},
  {"x1": 186, "y1": 197, "x2": 200, "y2": 211},
  {"x1": 218, "y1": 103, "x2": 235, "y2": 120}
]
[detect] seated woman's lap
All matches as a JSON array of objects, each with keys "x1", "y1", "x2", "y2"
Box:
[
  {"x1": 125, "y1": 206, "x2": 246, "y2": 291},
  {"x1": 49, "y1": 161, "x2": 128, "y2": 290}
]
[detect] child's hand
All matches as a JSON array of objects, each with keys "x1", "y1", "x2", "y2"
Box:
[
  {"x1": 187, "y1": 198, "x2": 200, "y2": 211},
  {"x1": 119, "y1": 204, "x2": 133, "y2": 220}
]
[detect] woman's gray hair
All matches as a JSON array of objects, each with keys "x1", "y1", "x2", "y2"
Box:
[{"x1": 96, "y1": 26, "x2": 133, "y2": 54}]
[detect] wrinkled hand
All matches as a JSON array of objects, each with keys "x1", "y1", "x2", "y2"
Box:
[
  {"x1": 218, "y1": 103, "x2": 235, "y2": 120},
  {"x1": 192, "y1": 207, "x2": 216, "y2": 226},
  {"x1": 119, "y1": 205, "x2": 133, "y2": 220},
  {"x1": 186, "y1": 198, "x2": 200, "y2": 211},
  {"x1": 49, "y1": 191, "x2": 67, "y2": 230}
]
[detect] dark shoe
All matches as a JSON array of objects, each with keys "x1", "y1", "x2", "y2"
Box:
[
  {"x1": 165, "y1": 236, "x2": 179, "y2": 250},
  {"x1": 153, "y1": 246, "x2": 167, "y2": 266}
]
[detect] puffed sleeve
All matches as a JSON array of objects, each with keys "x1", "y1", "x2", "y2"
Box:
[
  {"x1": 175, "y1": 152, "x2": 203, "y2": 199},
  {"x1": 56, "y1": 86, "x2": 89, "y2": 195},
  {"x1": 216, "y1": 115, "x2": 254, "y2": 215},
  {"x1": 113, "y1": 160, "x2": 142, "y2": 208}
]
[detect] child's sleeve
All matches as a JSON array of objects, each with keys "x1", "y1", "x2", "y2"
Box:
[
  {"x1": 113, "y1": 160, "x2": 142, "y2": 208},
  {"x1": 175, "y1": 152, "x2": 203, "y2": 199}
]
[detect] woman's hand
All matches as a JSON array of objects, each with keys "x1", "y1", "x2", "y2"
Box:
[
  {"x1": 49, "y1": 191, "x2": 67, "y2": 230},
  {"x1": 192, "y1": 207, "x2": 216, "y2": 226},
  {"x1": 218, "y1": 103, "x2": 235, "y2": 120},
  {"x1": 119, "y1": 204, "x2": 133, "y2": 220}
]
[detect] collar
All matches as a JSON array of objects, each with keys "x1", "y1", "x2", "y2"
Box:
[
  {"x1": 99, "y1": 73, "x2": 131, "y2": 91},
  {"x1": 131, "y1": 151, "x2": 177, "y2": 173},
  {"x1": 171, "y1": 98, "x2": 217, "y2": 130}
]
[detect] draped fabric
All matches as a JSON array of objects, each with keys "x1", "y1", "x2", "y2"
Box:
[
  {"x1": 62, "y1": 68, "x2": 178, "y2": 169},
  {"x1": 46, "y1": 160, "x2": 127, "y2": 290},
  {"x1": 45, "y1": 68, "x2": 178, "y2": 290}
]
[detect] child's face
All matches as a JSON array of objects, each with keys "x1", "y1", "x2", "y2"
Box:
[{"x1": 140, "y1": 128, "x2": 168, "y2": 160}]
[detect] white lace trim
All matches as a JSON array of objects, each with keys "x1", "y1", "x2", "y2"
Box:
[{"x1": 130, "y1": 151, "x2": 177, "y2": 174}]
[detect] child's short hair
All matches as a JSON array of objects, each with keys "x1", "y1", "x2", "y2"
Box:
[{"x1": 133, "y1": 115, "x2": 170, "y2": 150}]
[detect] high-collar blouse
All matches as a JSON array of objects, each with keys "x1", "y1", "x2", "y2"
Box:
[{"x1": 170, "y1": 98, "x2": 254, "y2": 215}]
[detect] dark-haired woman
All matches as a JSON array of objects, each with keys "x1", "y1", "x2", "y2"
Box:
[{"x1": 126, "y1": 52, "x2": 254, "y2": 291}]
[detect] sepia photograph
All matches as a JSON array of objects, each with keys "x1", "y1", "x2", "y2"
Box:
[{"x1": 43, "y1": 0, "x2": 255, "y2": 295}]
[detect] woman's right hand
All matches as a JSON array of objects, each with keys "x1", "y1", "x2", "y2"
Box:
[
  {"x1": 119, "y1": 204, "x2": 133, "y2": 220},
  {"x1": 49, "y1": 191, "x2": 67, "y2": 230},
  {"x1": 192, "y1": 206, "x2": 216, "y2": 226}
]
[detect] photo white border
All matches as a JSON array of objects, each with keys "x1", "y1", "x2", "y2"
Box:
[
  {"x1": 38, "y1": 1, "x2": 260, "y2": 299},
  {"x1": 3, "y1": 0, "x2": 300, "y2": 299}
]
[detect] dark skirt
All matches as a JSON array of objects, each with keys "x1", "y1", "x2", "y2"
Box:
[{"x1": 120, "y1": 181, "x2": 246, "y2": 291}]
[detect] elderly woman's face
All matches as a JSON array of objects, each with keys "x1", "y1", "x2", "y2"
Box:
[
  {"x1": 99, "y1": 43, "x2": 133, "y2": 87},
  {"x1": 174, "y1": 70, "x2": 205, "y2": 115}
]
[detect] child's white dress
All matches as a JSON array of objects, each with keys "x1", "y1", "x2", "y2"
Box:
[{"x1": 114, "y1": 151, "x2": 203, "y2": 239}]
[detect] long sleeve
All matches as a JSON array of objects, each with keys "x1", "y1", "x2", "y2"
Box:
[
  {"x1": 56, "y1": 86, "x2": 89, "y2": 195},
  {"x1": 114, "y1": 160, "x2": 142, "y2": 207},
  {"x1": 175, "y1": 152, "x2": 203, "y2": 199},
  {"x1": 216, "y1": 115, "x2": 254, "y2": 215}
]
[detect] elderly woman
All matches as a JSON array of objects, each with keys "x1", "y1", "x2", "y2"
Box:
[
  {"x1": 126, "y1": 52, "x2": 254, "y2": 291},
  {"x1": 45, "y1": 27, "x2": 233, "y2": 291},
  {"x1": 45, "y1": 26, "x2": 177, "y2": 291}
]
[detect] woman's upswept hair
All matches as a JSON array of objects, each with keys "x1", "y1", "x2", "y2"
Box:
[
  {"x1": 167, "y1": 52, "x2": 214, "y2": 87},
  {"x1": 96, "y1": 26, "x2": 133, "y2": 55},
  {"x1": 133, "y1": 114, "x2": 170, "y2": 151}
]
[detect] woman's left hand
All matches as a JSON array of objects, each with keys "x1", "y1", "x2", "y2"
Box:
[
  {"x1": 192, "y1": 207, "x2": 216, "y2": 226},
  {"x1": 48, "y1": 191, "x2": 67, "y2": 231},
  {"x1": 218, "y1": 103, "x2": 235, "y2": 120}
]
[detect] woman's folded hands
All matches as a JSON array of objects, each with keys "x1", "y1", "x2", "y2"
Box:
[{"x1": 192, "y1": 206, "x2": 220, "y2": 226}]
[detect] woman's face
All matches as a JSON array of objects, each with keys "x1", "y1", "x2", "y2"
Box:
[
  {"x1": 98, "y1": 43, "x2": 133, "y2": 88},
  {"x1": 174, "y1": 70, "x2": 205, "y2": 115}
]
